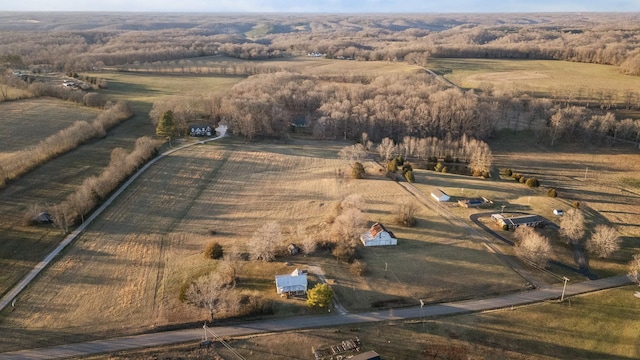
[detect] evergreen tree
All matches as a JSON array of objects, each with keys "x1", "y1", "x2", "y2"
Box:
[{"x1": 156, "y1": 110, "x2": 177, "y2": 145}]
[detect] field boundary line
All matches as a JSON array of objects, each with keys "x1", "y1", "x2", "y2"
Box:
[{"x1": 0, "y1": 126, "x2": 227, "y2": 313}]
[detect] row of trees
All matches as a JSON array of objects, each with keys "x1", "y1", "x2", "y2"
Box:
[
  {"x1": 47, "y1": 136, "x2": 158, "y2": 232},
  {"x1": 4, "y1": 13, "x2": 640, "y2": 78},
  {"x1": 515, "y1": 208, "x2": 621, "y2": 267},
  {"x1": 549, "y1": 107, "x2": 640, "y2": 147},
  {"x1": 0, "y1": 101, "x2": 133, "y2": 187}
]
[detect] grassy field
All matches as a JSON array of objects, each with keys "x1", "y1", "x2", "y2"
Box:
[
  {"x1": 79, "y1": 286, "x2": 640, "y2": 360},
  {"x1": 0, "y1": 137, "x2": 525, "y2": 352},
  {"x1": 116, "y1": 55, "x2": 424, "y2": 77},
  {"x1": 409, "y1": 129, "x2": 640, "y2": 278},
  {"x1": 428, "y1": 58, "x2": 640, "y2": 102},
  {"x1": 0, "y1": 98, "x2": 100, "y2": 155},
  {"x1": 0, "y1": 72, "x2": 243, "y2": 301},
  {"x1": 1, "y1": 58, "x2": 638, "y2": 358}
]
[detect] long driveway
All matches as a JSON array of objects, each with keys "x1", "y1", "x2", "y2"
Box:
[
  {"x1": 0, "y1": 126, "x2": 227, "y2": 313},
  {"x1": 0, "y1": 275, "x2": 630, "y2": 360}
]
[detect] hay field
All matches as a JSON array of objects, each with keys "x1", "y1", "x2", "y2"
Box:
[
  {"x1": 428, "y1": 58, "x2": 640, "y2": 100},
  {"x1": 0, "y1": 98, "x2": 100, "y2": 155},
  {"x1": 120, "y1": 55, "x2": 424, "y2": 78},
  {"x1": 0, "y1": 72, "x2": 242, "y2": 301},
  {"x1": 0, "y1": 138, "x2": 523, "y2": 352},
  {"x1": 98, "y1": 72, "x2": 244, "y2": 104}
]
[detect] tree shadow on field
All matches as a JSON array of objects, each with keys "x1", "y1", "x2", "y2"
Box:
[{"x1": 102, "y1": 80, "x2": 161, "y2": 97}]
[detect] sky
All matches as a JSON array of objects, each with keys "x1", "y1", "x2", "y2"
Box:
[{"x1": 1, "y1": 0, "x2": 640, "y2": 13}]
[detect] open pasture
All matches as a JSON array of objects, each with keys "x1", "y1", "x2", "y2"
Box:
[
  {"x1": 98, "y1": 71, "x2": 244, "y2": 104},
  {"x1": 0, "y1": 137, "x2": 523, "y2": 352},
  {"x1": 114, "y1": 55, "x2": 424, "y2": 78},
  {"x1": 0, "y1": 71, "x2": 242, "y2": 300},
  {"x1": 408, "y1": 130, "x2": 640, "y2": 278},
  {"x1": 428, "y1": 58, "x2": 640, "y2": 101},
  {"x1": 0, "y1": 98, "x2": 100, "y2": 155}
]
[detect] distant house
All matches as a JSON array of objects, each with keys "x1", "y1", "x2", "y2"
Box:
[
  {"x1": 287, "y1": 243, "x2": 300, "y2": 255},
  {"x1": 361, "y1": 223, "x2": 397, "y2": 247},
  {"x1": 189, "y1": 124, "x2": 213, "y2": 137},
  {"x1": 290, "y1": 116, "x2": 308, "y2": 129},
  {"x1": 431, "y1": 189, "x2": 450, "y2": 202},
  {"x1": 491, "y1": 213, "x2": 544, "y2": 230},
  {"x1": 275, "y1": 268, "x2": 308, "y2": 296}
]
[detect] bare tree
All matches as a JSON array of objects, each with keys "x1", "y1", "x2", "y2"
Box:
[
  {"x1": 628, "y1": 252, "x2": 640, "y2": 286},
  {"x1": 185, "y1": 272, "x2": 239, "y2": 323},
  {"x1": 338, "y1": 143, "x2": 367, "y2": 163},
  {"x1": 248, "y1": 221, "x2": 281, "y2": 262},
  {"x1": 560, "y1": 208, "x2": 585, "y2": 244},
  {"x1": 587, "y1": 225, "x2": 621, "y2": 258},
  {"x1": 394, "y1": 201, "x2": 418, "y2": 227},
  {"x1": 295, "y1": 225, "x2": 317, "y2": 255},
  {"x1": 377, "y1": 137, "x2": 396, "y2": 160},
  {"x1": 340, "y1": 194, "x2": 365, "y2": 211},
  {"x1": 514, "y1": 226, "x2": 552, "y2": 267},
  {"x1": 330, "y1": 208, "x2": 366, "y2": 244}
]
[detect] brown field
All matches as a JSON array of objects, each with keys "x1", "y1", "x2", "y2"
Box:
[
  {"x1": 0, "y1": 137, "x2": 524, "y2": 352},
  {"x1": 0, "y1": 59, "x2": 638, "y2": 358},
  {"x1": 0, "y1": 72, "x2": 243, "y2": 301},
  {"x1": 116, "y1": 55, "x2": 424, "y2": 77},
  {"x1": 428, "y1": 58, "x2": 640, "y2": 102},
  {"x1": 0, "y1": 98, "x2": 100, "y2": 155}
]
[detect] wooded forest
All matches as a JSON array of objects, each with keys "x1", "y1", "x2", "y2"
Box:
[{"x1": 2, "y1": 12, "x2": 640, "y2": 147}]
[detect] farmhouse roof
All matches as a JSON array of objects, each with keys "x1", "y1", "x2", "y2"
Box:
[
  {"x1": 506, "y1": 214, "x2": 542, "y2": 225},
  {"x1": 275, "y1": 268, "x2": 308, "y2": 294},
  {"x1": 368, "y1": 222, "x2": 395, "y2": 239}
]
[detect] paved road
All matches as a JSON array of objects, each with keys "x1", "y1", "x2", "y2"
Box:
[
  {"x1": 0, "y1": 275, "x2": 630, "y2": 360},
  {"x1": 0, "y1": 126, "x2": 227, "y2": 313}
]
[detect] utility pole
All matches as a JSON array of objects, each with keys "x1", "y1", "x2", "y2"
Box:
[{"x1": 560, "y1": 277, "x2": 570, "y2": 302}]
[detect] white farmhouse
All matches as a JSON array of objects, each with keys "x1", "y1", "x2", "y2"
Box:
[{"x1": 275, "y1": 269, "x2": 308, "y2": 296}]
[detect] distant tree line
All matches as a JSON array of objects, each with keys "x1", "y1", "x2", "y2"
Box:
[
  {"x1": 149, "y1": 71, "x2": 499, "y2": 143},
  {"x1": 2, "y1": 13, "x2": 640, "y2": 76},
  {"x1": 147, "y1": 68, "x2": 640, "y2": 150}
]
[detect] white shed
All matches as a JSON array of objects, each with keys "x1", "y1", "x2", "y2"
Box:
[
  {"x1": 431, "y1": 189, "x2": 450, "y2": 202},
  {"x1": 275, "y1": 269, "x2": 308, "y2": 296},
  {"x1": 360, "y1": 223, "x2": 397, "y2": 247}
]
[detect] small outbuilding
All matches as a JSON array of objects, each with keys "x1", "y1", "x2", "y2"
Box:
[
  {"x1": 431, "y1": 189, "x2": 450, "y2": 202},
  {"x1": 361, "y1": 223, "x2": 397, "y2": 247},
  {"x1": 275, "y1": 268, "x2": 308, "y2": 296}
]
